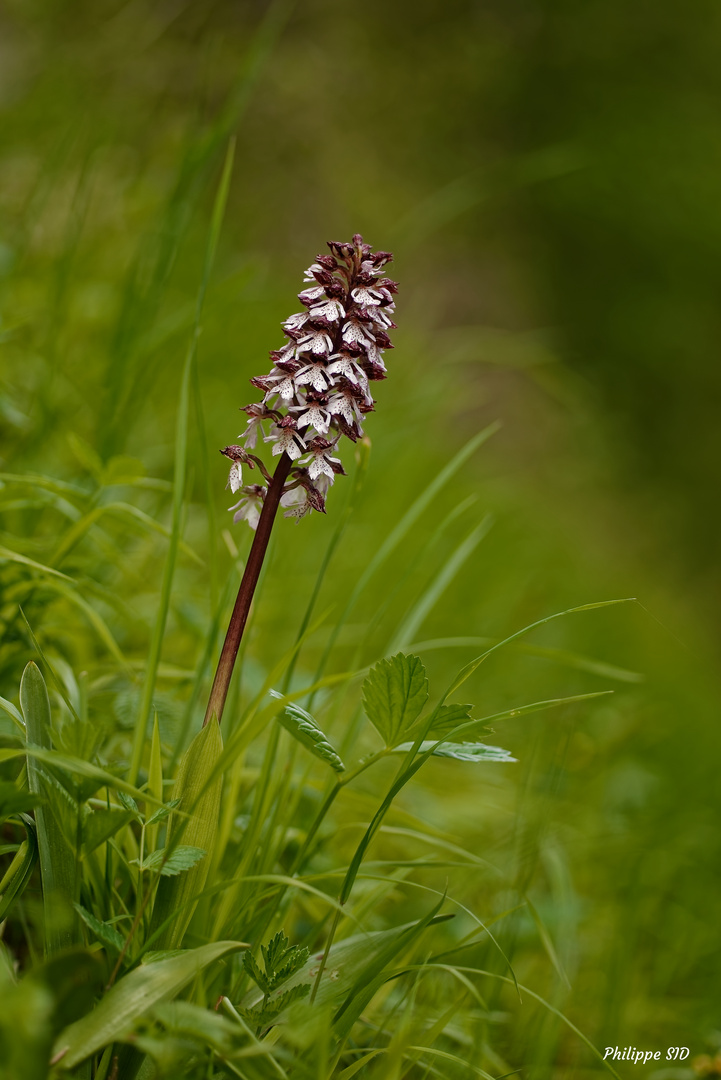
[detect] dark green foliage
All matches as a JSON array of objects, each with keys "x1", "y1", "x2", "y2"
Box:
[{"x1": 240, "y1": 931, "x2": 311, "y2": 1032}]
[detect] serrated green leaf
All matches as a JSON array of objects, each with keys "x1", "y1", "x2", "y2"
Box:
[
  {"x1": 362, "y1": 653, "x2": 429, "y2": 747},
  {"x1": 117, "y1": 790, "x2": 141, "y2": 819},
  {"x1": 422, "y1": 703, "x2": 476, "y2": 739},
  {"x1": 273, "y1": 944, "x2": 309, "y2": 986},
  {"x1": 51, "y1": 940, "x2": 244, "y2": 1069},
  {"x1": 137, "y1": 845, "x2": 206, "y2": 876},
  {"x1": 243, "y1": 949, "x2": 271, "y2": 995},
  {"x1": 261, "y1": 929, "x2": 289, "y2": 975},
  {"x1": 73, "y1": 903, "x2": 125, "y2": 953},
  {"x1": 270, "y1": 691, "x2": 345, "y2": 772},
  {"x1": 256, "y1": 982, "x2": 309, "y2": 1025},
  {"x1": 146, "y1": 798, "x2": 181, "y2": 827},
  {"x1": 392, "y1": 740, "x2": 516, "y2": 763}
]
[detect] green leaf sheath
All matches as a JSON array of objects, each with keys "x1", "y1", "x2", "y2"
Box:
[
  {"x1": 20, "y1": 662, "x2": 77, "y2": 956},
  {"x1": 362, "y1": 653, "x2": 430, "y2": 747},
  {"x1": 147, "y1": 719, "x2": 223, "y2": 950}
]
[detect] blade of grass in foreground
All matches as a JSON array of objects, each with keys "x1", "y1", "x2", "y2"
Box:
[
  {"x1": 50, "y1": 941, "x2": 245, "y2": 1070},
  {"x1": 128, "y1": 139, "x2": 235, "y2": 785}
]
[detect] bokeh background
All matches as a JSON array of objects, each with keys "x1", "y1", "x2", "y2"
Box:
[{"x1": 2, "y1": 0, "x2": 720, "y2": 1074}]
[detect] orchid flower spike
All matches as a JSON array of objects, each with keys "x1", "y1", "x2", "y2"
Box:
[{"x1": 222, "y1": 234, "x2": 397, "y2": 527}]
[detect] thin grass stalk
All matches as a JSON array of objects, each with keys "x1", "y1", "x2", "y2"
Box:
[{"x1": 128, "y1": 139, "x2": 235, "y2": 784}]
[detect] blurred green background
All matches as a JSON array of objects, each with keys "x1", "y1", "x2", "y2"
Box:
[{"x1": 1, "y1": 0, "x2": 719, "y2": 1074}]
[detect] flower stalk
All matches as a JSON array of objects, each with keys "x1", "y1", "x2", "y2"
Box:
[
  {"x1": 203, "y1": 451, "x2": 292, "y2": 725},
  {"x1": 204, "y1": 234, "x2": 397, "y2": 727}
]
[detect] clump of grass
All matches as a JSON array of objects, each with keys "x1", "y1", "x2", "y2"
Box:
[{"x1": 0, "y1": 151, "x2": 638, "y2": 1080}]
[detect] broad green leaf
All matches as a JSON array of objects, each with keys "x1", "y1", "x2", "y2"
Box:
[
  {"x1": 0, "y1": 695, "x2": 24, "y2": 734},
  {"x1": 0, "y1": 781, "x2": 42, "y2": 817},
  {"x1": 51, "y1": 940, "x2": 244, "y2": 1070},
  {"x1": 392, "y1": 741, "x2": 517, "y2": 763},
  {"x1": 81, "y1": 807, "x2": 132, "y2": 856},
  {"x1": 362, "y1": 653, "x2": 429, "y2": 747},
  {"x1": 420, "y1": 703, "x2": 479, "y2": 740},
  {"x1": 270, "y1": 691, "x2": 344, "y2": 772},
  {"x1": 138, "y1": 845, "x2": 206, "y2": 877},
  {"x1": 73, "y1": 903, "x2": 125, "y2": 953},
  {"x1": 0, "y1": 746, "x2": 166, "y2": 808}
]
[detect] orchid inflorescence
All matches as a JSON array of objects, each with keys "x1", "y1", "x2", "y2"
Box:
[{"x1": 221, "y1": 234, "x2": 398, "y2": 527}]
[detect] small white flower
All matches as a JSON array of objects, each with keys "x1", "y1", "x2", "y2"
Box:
[
  {"x1": 302, "y1": 263, "x2": 325, "y2": 282},
  {"x1": 307, "y1": 445, "x2": 342, "y2": 482},
  {"x1": 298, "y1": 328, "x2": 333, "y2": 355},
  {"x1": 283, "y1": 311, "x2": 309, "y2": 332},
  {"x1": 328, "y1": 388, "x2": 364, "y2": 426},
  {"x1": 292, "y1": 401, "x2": 331, "y2": 435},
  {"x1": 264, "y1": 369, "x2": 297, "y2": 400},
  {"x1": 228, "y1": 487, "x2": 265, "y2": 530},
  {"x1": 364, "y1": 340, "x2": 387, "y2": 373},
  {"x1": 368, "y1": 304, "x2": 394, "y2": 328},
  {"x1": 351, "y1": 286, "x2": 383, "y2": 306},
  {"x1": 299, "y1": 285, "x2": 325, "y2": 302},
  {"x1": 310, "y1": 299, "x2": 345, "y2": 322},
  {"x1": 295, "y1": 360, "x2": 333, "y2": 393},
  {"x1": 326, "y1": 353, "x2": 368, "y2": 388},
  {"x1": 280, "y1": 486, "x2": 312, "y2": 520},
  {"x1": 341, "y1": 319, "x2": 373, "y2": 347},
  {"x1": 264, "y1": 423, "x2": 306, "y2": 459},
  {"x1": 227, "y1": 460, "x2": 242, "y2": 493}
]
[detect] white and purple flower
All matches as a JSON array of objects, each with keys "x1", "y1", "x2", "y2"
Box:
[{"x1": 222, "y1": 235, "x2": 397, "y2": 528}]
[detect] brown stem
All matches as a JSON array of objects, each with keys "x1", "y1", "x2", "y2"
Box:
[{"x1": 203, "y1": 452, "x2": 293, "y2": 727}]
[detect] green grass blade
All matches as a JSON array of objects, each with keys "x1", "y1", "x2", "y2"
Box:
[
  {"x1": 331, "y1": 896, "x2": 446, "y2": 1040},
  {"x1": 406, "y1": 636, "x2": 643, "y2": 682},
  {"x1": 0, "y1": 814, "x2": 38, "y2": 921},
  {"x1": 51, "y1": 940, "x2": 245, "y2": 1070},
  {"x1": 20, "y1": 662, "x2": 76, "y2": 956},
  {"x1": 0, "y1": 747, "x2": 165, "y2": 808},
  {"x1": 445, "y1": 598, "x2": 637, "y2": 699},
  {"x1": 128, "y1": 139, "x2": 235, "y2": 785},
  {"x1": 147, "y1": 719, "x2": 224, "y2": 950},
  {"x1": 311, "y1": 423, "x2": 500, "y2": 691},
  {"x1": 387, "y1": 514, "x2": 494, "y2": 653}
]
